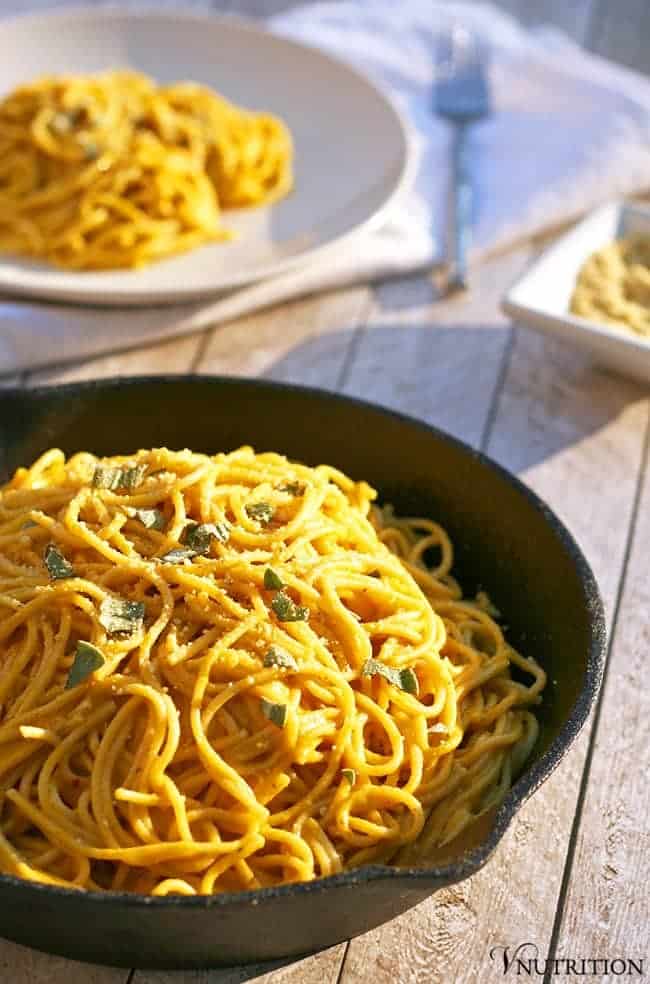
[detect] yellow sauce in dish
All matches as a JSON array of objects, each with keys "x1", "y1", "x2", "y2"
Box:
[{"x1": 570, "y1": 236, "x2": 650, "y2": 337}]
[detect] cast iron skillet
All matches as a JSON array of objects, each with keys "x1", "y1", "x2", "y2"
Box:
[{"x1": 0, "y1": 376, "x2": 606, "y2": 969}]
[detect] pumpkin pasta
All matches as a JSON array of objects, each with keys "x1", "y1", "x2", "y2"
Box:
[
  {"x1": 0, "y1": 447, "x2": 545, "y2": 895},
  {"x1": 0, "y1": 70, "x2": 293, "y2": 270}
]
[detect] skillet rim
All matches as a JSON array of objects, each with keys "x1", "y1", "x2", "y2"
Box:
[{"x1": 0, "y1": 373, "x2": 607, "y2": 909}]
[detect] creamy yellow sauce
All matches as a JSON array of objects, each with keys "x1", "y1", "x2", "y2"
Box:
[{"x1": 570, "y1": 236, "x2": 650, "y2": 337}]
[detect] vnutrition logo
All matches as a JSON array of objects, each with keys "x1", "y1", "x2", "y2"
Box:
[{"x1": 489, "y1": 942, "x2": 645, "y2": 977}]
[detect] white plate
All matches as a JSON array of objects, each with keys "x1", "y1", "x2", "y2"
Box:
[
  {"x1": 502, "y1": 201, "x2": 650, "y2": 382},
  {"x1": 0, "y1": 7, "x2": 412, "y2": 307}
]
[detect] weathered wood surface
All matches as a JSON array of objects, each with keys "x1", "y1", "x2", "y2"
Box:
[
  {"x1": 1, "y1": 1, "x2": 649, "y2": 982},
  {"x1": 552, "y1": 411, "x2": 650, "y2": 965}
]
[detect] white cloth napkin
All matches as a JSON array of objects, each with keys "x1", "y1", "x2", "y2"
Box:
[{"x1": 2, "y1": 0, "x2": 650, "y2": 375}]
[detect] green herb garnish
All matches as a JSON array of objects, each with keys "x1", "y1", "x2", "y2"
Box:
[
  {"x1": 341, "y1": 768, "x2": 356, "y2": 785},
  {"x1": 65, "y1": 641, "x2": 105, "y2": 690},
  {"x1": 133, "y1": 508, "x2": 166, "y2": 531},
  {"x1": 92, "y1": 464, "x2": 147, "y2": 492},
  {"x1": 271, "y1": 591, "x2": 309, "y2": 623},
  {"x1": 44, "y1": 543, "x2": 74, "y2": 580},
  {"x1": 99, "y1": 597, "x2": 145, "y2": 636},
  {"x1": 361, "y1": 658, "x2": 419, "y2": 695},
  {"x1": 260, "y1": 698, "x2": 288, "y2": 728},
  {"x1": 246, "y1": 501, "x2": 274, "y2": 525},
  {"x1": 184, "y1": 521, "x2": 230, "y2": 554},
  {"x1": 22, "y1": 519, "x2": 38, "y2": 530},
  {"x1": 159, "y1": 547, "x2": 196, "y2": 564},
  {"x1": 279, "y1": 481, "x2": 305, "y2": 496},
  {"x1": 263, "y1": 567, "x2": 284, "y2": 591},
  {"x1": 263, "y1": 646, "x2": 298, "y2": 671}
]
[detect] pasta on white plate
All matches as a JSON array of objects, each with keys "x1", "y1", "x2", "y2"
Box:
[
  {"x1": 0, "y1": 447, "x2": 545, "y2": 895},
  {"x1": 0, "y1": 70, "x2": 293, "y2": 270}
]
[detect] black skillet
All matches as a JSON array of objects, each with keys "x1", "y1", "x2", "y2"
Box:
[{"x1": 0, "y1": 376, "x2": 606, "y2": 968}]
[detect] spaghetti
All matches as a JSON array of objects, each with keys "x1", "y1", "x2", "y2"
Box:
[
  {"x1": 0, "y1": 71, "x2": 293, "y2": 270},
  {"x1": 0, "y1": 447, "x2": 545, "y2": 895}
]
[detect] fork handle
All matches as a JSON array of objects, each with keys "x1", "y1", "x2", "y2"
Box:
[{"x1": 448, "y1": 124, "x2": 472, "y2": 291}]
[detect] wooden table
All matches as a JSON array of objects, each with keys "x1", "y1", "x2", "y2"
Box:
[{"x1": 2, "y1": 1, "x2": 648, "y2": 981}]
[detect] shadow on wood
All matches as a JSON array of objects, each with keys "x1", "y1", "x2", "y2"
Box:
[{"x1": 265, "y1": 316, "x2": 646, "y2": 474}]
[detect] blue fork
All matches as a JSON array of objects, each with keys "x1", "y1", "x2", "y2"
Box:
[{"x1": 435, "y1": 26, "x2": 491, "y2": 291}]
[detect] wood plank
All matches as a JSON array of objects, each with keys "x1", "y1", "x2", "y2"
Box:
[
  {"x1": 550, "y1": 422, "x2": 650, "y2": 965},
  {"x1": 0, "y1": 944, "x2": 127, "y2": 984},
  {"x1": 25, "y1": 332, "x2": 206, "y2": 387},
  {"x1": 338, "y1": 312, "x2": 648, "y2": 982},
  {"x1": 196, "y1": 285, "x2": 372, "y2": 389},
  {"x1": 340, "y1": 250, "x2": 529, "y2": 449}
]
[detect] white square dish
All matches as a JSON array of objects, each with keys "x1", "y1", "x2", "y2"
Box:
[{"x1": 502, "y1": 201, "x2": 650, "y2": 382}]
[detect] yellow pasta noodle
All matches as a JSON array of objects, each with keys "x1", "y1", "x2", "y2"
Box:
[
  {"x1": 0, "y1": 447, "x2": 545, "y2": 894},
  {"x1": 0, "y1": 70, "x2": 293, "y2": 270}
]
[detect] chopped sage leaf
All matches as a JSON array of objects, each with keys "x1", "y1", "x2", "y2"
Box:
[
  {"x1": 92, "y1": 464, "x2": 147, "y2": 492},
  {"x1": 159, "y1": 547, "x2": 196, "y2": 564},
  {"x1": 361, "y1": 658, "x2": 419, "y2": 696},
  {"x1": 133, "y1": 508, "x2": 165, "y2": 531},
  {"x1": 263, "y1": 567, "x2": 284, "y2": 591},
  {"x1": 246, "y1": 501, "x2": 274, "y2": 525},
  {"x1": 279, "y1": 481, "x2": 305, "y2": 496},
  {"x1": 44, "y1": 543, "x2": 74, "y2": 580},
  {"x1": 22, "y1": 519, "x2": 38, "y2": 530},
  {"x1": 263, "y1": 646, "x2": 298, "y2": 671},
  {"x1": 66, "y1": 641, "x2": 105, "y2": 690},
  {"x1": 397, "y1": 667, "x2": 420, "y2": 695},
  {"x1": 341, "y1": 768, "x2": 356, "y2": 785},
  {"x1": 271, "y1": 591, "x2": 309, "y2": 623},
  {"x1": 260, "y1": 698, "x2": 287, "y2": 728},
  {"x1": 99, "y1": 597, "x2": 145, "y2": 636},
  {"x1": 184, "y1": 521, "x2": 230, "y2": 554}
]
